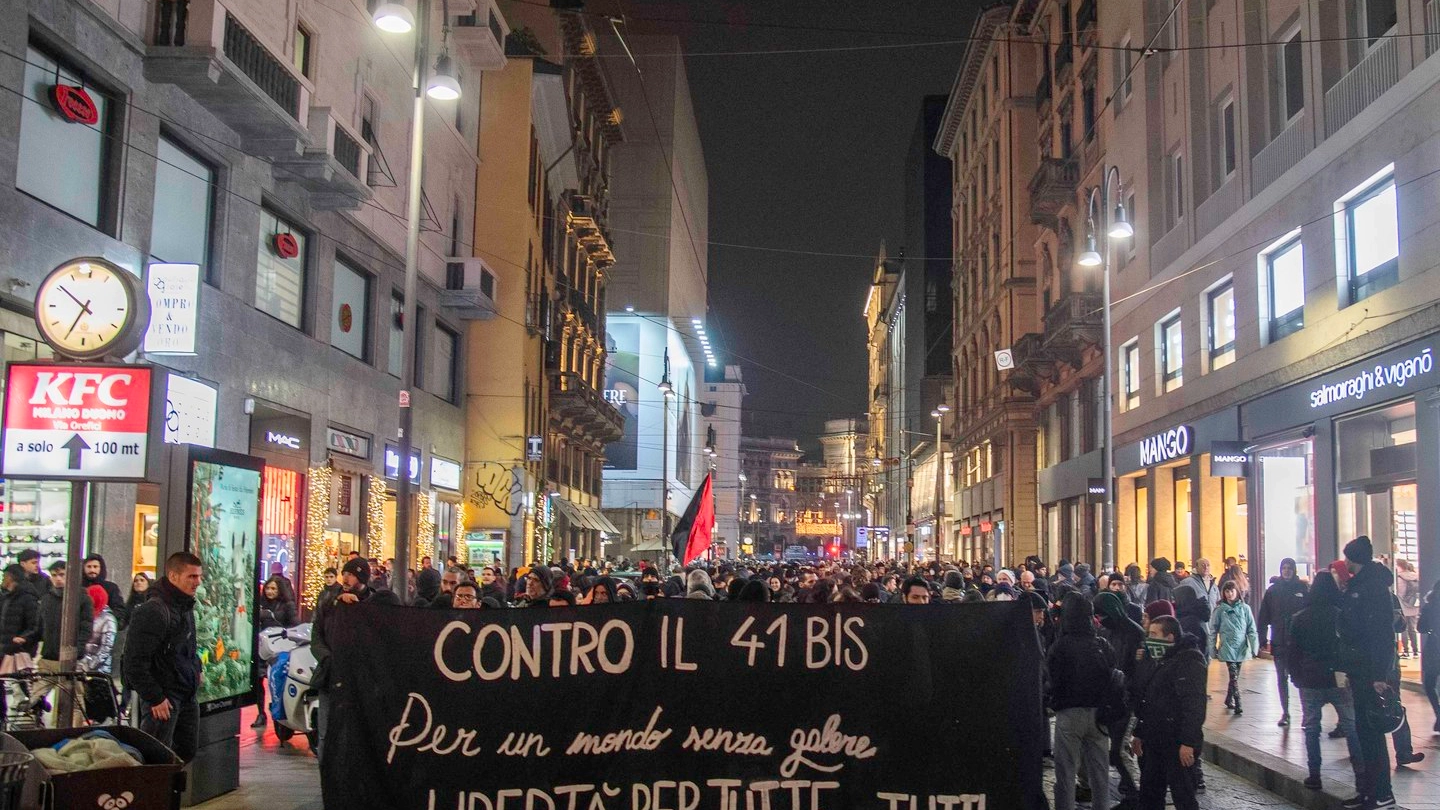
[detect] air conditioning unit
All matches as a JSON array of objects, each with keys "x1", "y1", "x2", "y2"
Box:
[{"x1": 439, "y1": 256, "x2": 498, "y2": 320}]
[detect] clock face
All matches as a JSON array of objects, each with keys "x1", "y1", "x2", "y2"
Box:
[{"x1": 34, "y1": 258, "x2": 145, "y2": 360}]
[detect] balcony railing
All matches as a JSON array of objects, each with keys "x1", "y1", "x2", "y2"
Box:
[
  {"x1": 1252, "y1": 110, "x2": 1310, "y2": 193},
  {"x1": 221, "y1": 13, "x2": 298, "y2": 118},
  {"x1": 1028, "y1": 158, "x2": 1079, "y2": 229},
  {"x1": 333, "y1": 126, "x2": 362, "y2": 180},
  {"x1": 1042, "y1": 293, "x2": 1103, "y2": 350},
  {"x1": 550, "y1": 371, "x2": 624, "y2": 444},
  {"x1": 1324, "y1": 34, "x2": 1401, "y2": 137}
]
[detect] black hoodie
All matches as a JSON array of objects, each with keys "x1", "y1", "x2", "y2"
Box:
[
  {"x1": 1046, "y1": 593, "x2": 1115, "y2": 711},
  {"x1": 1133, "y1": 633, "x2": 1207, "y2": 749},
  {"x1": 83, "y1": 554, "x2": 128, "y2": 630},
  {"x1": 1146, "y1": 572, "x2": 1178, "y2": 605},
  {"x1": 1338, "y1": 561, "x2": 1397, "y2": 682}
]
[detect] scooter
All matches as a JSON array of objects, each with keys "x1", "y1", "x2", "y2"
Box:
[{"x1": 257, "y1": 624, "x2": 319, "y2": 751}]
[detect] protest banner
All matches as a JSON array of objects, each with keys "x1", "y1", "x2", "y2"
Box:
[{"x1": 319, "y1": 600, "x2": 1047, "y2": 810}]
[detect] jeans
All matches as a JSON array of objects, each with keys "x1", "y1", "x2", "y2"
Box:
[
  {"x1": 1138, "y1": 743, "x2": 1198, "y2": 810},
  {"x1": 138, "y1": 697, "x2": 199, "y2": 763},
  {"x1": 1299, "y1": 687, "x2": 1361, "y2": 783},
  {"x1": 1108, "y1": 714, "x2": 1139, "y2": 799},
  {"x1": 1273, "y1": 654, "x2": 1292, "y2": 715},
  {"x1": 1054, "y1": 707, "x2": 1110, "y2": 810},
  {"x1": 1351, "y1": 680, "x2": 1393, "y2": 799},
  {"x1": 1400, "y1": 616, "x2": 1418, "y2": 656}
]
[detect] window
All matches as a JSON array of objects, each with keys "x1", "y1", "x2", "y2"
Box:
[
  {"x1": 431, "y1": 324, "x2": 458, "y2": 403},
  {"x1": 1356, "y1": 0, "x2": 1397, "y2": 45},
  {"x1": 1116, "y1": 36, "x2": 1134, "y2": 104},
  {"x1": 1159, "y1": 313, "x2": 1183, "y2": 392},
  {"x1": 1262, "y1": 234, "x2": 1305, "y2": 342},
  {"x1": 1338, "y1": 168, "x2": 1399, "y2": 303},
  {"x1": 293, "y1": 23, "x2": 313, "y2": 78},
  {"x1": 1169, "y1": 151, "x2": 1185, "y2": 227},
  {"x1": 1123, "y1": 339, "x2": 1141, "y2": 411},
  {"x1": 255, "y1": 209, "x2": 307, "y2": 328},
  {"x1": 1275, "y1": 31, "x2": 1303, "y2": 128},
  {"x1": 150, "y1": 135, "x2": 214, "y2": 267},
  {"x1": 17, "y1": 45, "x2": 112, "y2": 228},
  {"x1": 1082, "y1": 84, "x2": 1097, "y2": 139},
  {"x1": 388, "y1": 293, "x2": 404, "y2": 376},
  {"x1": 331, "y1": 258, "x2": 370, "y2": 360},
  {"x1": 1217, "y1": 97, "x2": 1236, "y2": 182},
  {"x1": 1207, "y1": 282, "x2": 1236, "y2": 370},
  {"x1": 412, "y1": 305, "x2": 427, "y2": 388}
]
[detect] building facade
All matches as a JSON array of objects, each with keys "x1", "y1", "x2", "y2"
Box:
[
  {"x1": 465, "y1": 1, "x2": 623, "y2": 568},
  {"x1": 936, "y1": 5, "x2": 1043, "y2": 566},
  {"x1": 740, "y1": 436, "x2": 804, "y2": 558},
  {"x1": 703, "y1": 364, "x2": 746, "y2": 557},
  {"x1": 864, "y1": 245, "x2": 906, "y2": 559},
  {"x1": 1107, "y1": 0, "x2": 1440, "y2": 593},
  {"x1": 1, "y1": 0, "x2": 510, "y2": 604}
]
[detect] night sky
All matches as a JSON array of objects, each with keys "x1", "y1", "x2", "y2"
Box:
[{"x1": 617, "y1": 0, "x2": 979, "y2": 444}]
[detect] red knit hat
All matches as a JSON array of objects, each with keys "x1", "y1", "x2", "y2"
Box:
[
  {"x1": 1144, "y1": 599, "x2": 1176, "y2": 621},
  {"x1": 1329, "y1": 559, "x2": 1353, "y2": 589}
]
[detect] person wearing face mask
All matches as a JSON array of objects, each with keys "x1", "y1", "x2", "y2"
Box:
[{"x1": 1131, "y1": 615, "x2": 1206, "y2": 810}]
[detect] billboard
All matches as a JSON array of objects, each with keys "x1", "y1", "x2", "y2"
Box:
[
  {"x1": 603, "y1": 322, "x2": 640, "y2": 470},
  {"x1": 187, "y1": 447, "x2": 264, "y2": 714}
]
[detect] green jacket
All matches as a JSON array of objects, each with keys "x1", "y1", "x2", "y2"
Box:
[{"x1": 1213, "y1": 600, "x2": 1258, "y2": 663}]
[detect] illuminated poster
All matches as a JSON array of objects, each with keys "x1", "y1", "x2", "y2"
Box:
[
  {"x1": 188, "y1": 448, "x2": 264, "y2": 713},
  {"x1": 603, "y1": 323, "x2": 639, "y2": 470}
]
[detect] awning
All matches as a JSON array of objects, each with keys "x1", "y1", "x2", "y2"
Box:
[{"x1": 553, "y1": 498, "x2": 621, "y2": 535}]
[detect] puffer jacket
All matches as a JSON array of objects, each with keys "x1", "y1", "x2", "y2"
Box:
[
  {"x1": 81, "y1": 608, "x2": 117, "y2": 674},
  {"x1": 0, "y1": 581, "x2": 40, "y2": 657},
  {"x1": 1337, "y1": 561, "x2": 1397, "y2": 682},
  {"x1": 1133, "y1": 634, "x2": 1207, "y2": 749},
  {"x1": 1286, "y1": 582, "x2": 1344, "y2": 690},
  {"x1": 1212, "y1": 599, "x2": 1258, "y2": 663}
]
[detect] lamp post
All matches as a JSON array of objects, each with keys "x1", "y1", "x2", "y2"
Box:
[
  {"x1": 931, "y1": 404, "x2": 950, "y2": 560},
  {"x1": 1077, "y1": 165, "x2": 1133, "y2": 574},
  {"x1": 658, "y1": 349, "x2": 673, "y2": 570},
  {"x1": 372, "y1": 0, "x2": 462, "y2": 602}
]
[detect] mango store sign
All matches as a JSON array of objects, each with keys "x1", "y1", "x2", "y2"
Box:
[
  {"x1": 1139, "y1": 425, "x2": 1193, "y2": 467},
  {"x1": 143, "y1": 263, "x2": 200, "y2": 355}
]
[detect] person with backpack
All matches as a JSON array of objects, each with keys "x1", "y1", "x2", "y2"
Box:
[
  {"x1": 1047, "y1": 592, "x2": 1115, "y2": 810},
  {"x1": 1286, "y1": 571, "x2": 1363, "y2": 798},
  {"x1": 1213, "y1": 581, "x2": 1258, "y2": 715},
  {"x1": 122, "y1": 552, "x2": 203, "y2": 763}
]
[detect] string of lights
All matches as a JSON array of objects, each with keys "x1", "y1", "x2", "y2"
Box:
[{"x1": 301, "y1": 465, "x2": 334, "y2": 609}]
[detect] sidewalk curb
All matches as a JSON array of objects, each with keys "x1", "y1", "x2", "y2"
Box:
[{"x1": 1203, "y1": 729, "x2": 1369, "y2": 810}]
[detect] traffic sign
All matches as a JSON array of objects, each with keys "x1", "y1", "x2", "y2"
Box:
[{"x1": 1, "y1": 363, "x2": 154, "y2": 480}]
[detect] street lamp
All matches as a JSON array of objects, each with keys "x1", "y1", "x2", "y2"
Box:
[
  {"x1": 376, "y1": 0, "x2": 462, "y2": 602},
  {"x1": 1080, "y1": 165, "x2": 1131, "y2": 574},
  {"x1": 658, "y1": 349, "x2": 673, "y2": 569}
]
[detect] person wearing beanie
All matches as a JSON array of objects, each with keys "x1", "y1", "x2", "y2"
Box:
[
  {"x1": 1095, "y1": 590, "x2": 1145, "y2": 807},
  {"x1": 1143, "y1": 599, "x2": 1175, "y2": 629},
  {"x1": 310, "y1": 555, "x2": 399, "y2": 758},
  {"x1": 1047, "y1": 592, "x2": 1114, "y2": 810},
  {"x1": 1257, "y1": 557, "x2": 1308, "y2": 726},
  {"x1": 1285, "y1": 572, "x2": 1363, "y2": 797},
  {"x1": 1146, "y1": 558, "x2": 1177, "y2": 606},
  {"x1": 1132, "y1": 615, "x2": 1207, "y2": 810},
  {"x1": 1337, "y1": 536, "x2": 1399, "y2": 808}
]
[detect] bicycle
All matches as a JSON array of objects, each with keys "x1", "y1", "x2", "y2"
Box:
[{"x1": 0, "y1": 669, "x2": 123, "y2": 730}]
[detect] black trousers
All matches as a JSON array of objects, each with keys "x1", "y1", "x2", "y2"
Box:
[
  {"x1": 1273, "y1": 653, "x2": 1292, "y2": 714},
  {"x1": 138, "y1": 697, "x2": 200, "y2": 763},
  {"x1": 1138, "y1": 743, "x2": 1198, "y2": 810},
  {"x1": 1352, "y1": 681, "x2": 1393, "y2": 800},
  {"x1": 1107, "y1": 714, "x2": 1138, "y2": 798}
]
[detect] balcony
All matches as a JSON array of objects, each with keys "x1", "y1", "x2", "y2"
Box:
[
  {"x1": 145, "y1": 1, "x2": 310, "y2": 157},
  {"x1": 1028, "y1": 158, "x2": 1079, "y2": 230},
  {"x1": 1324, "y1": 34, "x2": 1401, "y2": 137},
  {"x1": 452, "y1": 2, "x2": 509, "y2": 71},
  {"x1": 550, "y1": 371, "x2": 625, "y2": 445},
  {"x1": 271, "y1": 108, "x2": 372, "y2": 209},
  {"x1": 1252, "y1": 111, "x2": 1311, "y2": 193},
  {"x1": 564, "y1": 285, "x2": 599, "y2": 329},
  {"x1": 567, "y1": 195, "x2": 616, "y2": 270},
  {"x1": 1428, "y1": 0, "x2": 1440, "y2": 57},
  {"x1": 1042, "y1": 293, "x2": 1103, "y2": 363}
]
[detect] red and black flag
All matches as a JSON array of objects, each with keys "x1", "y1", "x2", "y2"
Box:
[{"x1": 671, "y1": 472, "x2": 715, "y2": 565}]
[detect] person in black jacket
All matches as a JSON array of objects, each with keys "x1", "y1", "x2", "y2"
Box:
[
  {"x1": 1338, "y1": 537, "x2": 1397, "y2": 809},
  {"x1": 1257, "y1": 557, "x2": 1308, "y2": 726},
  {"x1": 1097, "y1": 591, "x2": 1145, "y2": 808},
  {"x1": 252, "y1": 576, "x2": 298, "y2": 728},
  {"x1": 1286, "y1": 571, "x2": 1362, "y2": 796},
  {"x1": 36, "y1": 562, "x2": 93, "y2": 725},
  {"x1": 122, "y1": 552, "x2": 202, "y2": 762},
  {"x1": 82, "y1": 554, "x2": 127, "y2": 630},
  {"x1": 15, "y1": 550, "x2": 50, "y2": 596},
  {"x1": 1146, "y1": 558, "x2": 1178, "y2": 606},
  {"x1": 0, "y1": 565, "x2": 40, "y2": 668},
  {"x1": 1173, "y1": 587, "x2": 1212, "y2": 665},
  {"x1": 1047, "y1": 593, "x2": 1112, "y2": 810},
  {"x1": 311, "y1": 557, "x2": 400, "y2": 758},
  {"x1": 1420, "y1": 578, "x2": 1440, "y2": 733},
  {"x1": 1132, "y1": 615, "x2": 1206, "y2": 810}
]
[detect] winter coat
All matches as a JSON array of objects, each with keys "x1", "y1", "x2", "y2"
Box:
[
  {"x1": 310, "y1": 583, "x2": 401, "y2": 691},
  {"x1": 1419, "y1": 592, "x2": 1439, "y2": 675},
  {"x1": 0, "y1": 581, "x2": 40, "y2": 657},
  {"x1": 1046, "y1": 594, "x2": 1116, "y2": 711},
  {"x1": 1176, "y1": 574, "x2": 1219, "y2": 626},
  {"x1": 1212, "y1": 600, "x2": 1258, "y2": 663},
  {"x1": 81, "y1": 608, "x2": 117, "y2": 674},
  {"x1": 1286, "y1": 600, "x2": 1345, "y2": 690},
  {"x1": 122, "y1": 577, "x2": 199, "y2": 705},
  {"x1": 1096, "y1": 592, "x2": 1146, "y2": 685},
  {"x1": 124, "y1": 586, "x2": 153, "y2": 617},
  {"x1": 1396, "y1": 569, "x2": 1422, "y2": 618},
  {"x1": 82, "y1": 555, "x2": 128, "y2": 630},
  {"x1": 1133, "y1": 634, "x2": 1207, "y2": 750},
  {"x1": 1146, "y1": 572, "x2": 1178, "y2": 605},
  {"x1": 1174, "y1": 587, "x2": 1212, "y2": 658},
  {"x1": 1338, "y1": 561, "x2": 1398, "y2": 682},
  {"x1": 1257, "y1": 575, "x2": 1308, "y2": 651},
  {"x1": 1125, "y1": 581, "x2": 1149, "y2": 606},
  {"x1": 38, "y1": 584, "x2": 92, "y2": 662},
  {"x1": 256, "y1": 594, "x2": 297, "y2": 631},
  {"x1": 481, "y1": 582, "x2": 510, "y2": 606}
]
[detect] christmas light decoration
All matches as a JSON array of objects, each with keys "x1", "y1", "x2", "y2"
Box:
[
  {"x1": 367, "y1": 475, "x2": 387, "y2": 559},
  {"x1": 416, "y1": 491, "x2": 436, "y2": 564},
  {"x1": 301, "y1": 465, "x2": 334, "y2": 609},
  {"x1": 454, "y1": 502, "x2": 468, "y2": 565}
]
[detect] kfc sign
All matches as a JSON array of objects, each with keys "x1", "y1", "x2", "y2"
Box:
[{"x1": 1, "y1": 363, "x2": 153, "y2": 480}]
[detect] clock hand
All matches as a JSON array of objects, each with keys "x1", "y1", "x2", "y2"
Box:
[
  {"x1": 63, "y1": 301, "x2": 92, "y2": 339},
  {"x1": 57, "y1": 286, "x2": 94, "y2": 316}
]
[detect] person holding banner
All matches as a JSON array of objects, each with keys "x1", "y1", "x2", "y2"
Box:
[{"x1": 311, "y1": 557, "x2": 400, "y2": 756}]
